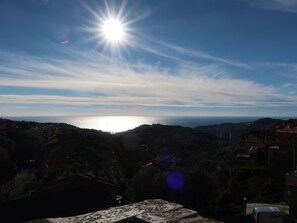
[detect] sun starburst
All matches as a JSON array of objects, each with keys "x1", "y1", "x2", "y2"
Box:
[
  {"x1": 101, "y1": 17, "x2": 126, "y2": 44},
  {"x1": 83, "y1": 0, "x2": 138, "y2": 51}
]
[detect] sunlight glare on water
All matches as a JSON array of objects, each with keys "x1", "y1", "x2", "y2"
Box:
[{"x1": 72, "y1": 116, "x2": 155, "y2": 133}]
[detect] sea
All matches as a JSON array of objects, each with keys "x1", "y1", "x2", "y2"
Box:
[{"x1": 4, "y1": 116, "x2": 293, "y2": 133}]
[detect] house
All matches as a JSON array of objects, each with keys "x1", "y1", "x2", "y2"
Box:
[
  {"x1": 264, "y1": 146, "x2": 293, "y2": 172},
  {"x1": 248, "y1": 143, "x2": 266, "y2": 154},
  {"x1": 245, "y1": 134, "x2": 265, "y2": 148},
  {"x1": 286, "y1": 172, "x2": 297, "y2": 219},
  {"x1": 0, "y1": 119, "x2": 14, "y2": 131},
  {"x1": 247, "y1": 143, "x2": 295, "y2": 172},
  {"x1": 277, "y1": 127, "x2": 297, "y2": 134},
  {"x1": 35, "y1": 175, "x2": 118, "y2": 215},
  {"x1": 236, "y1": 153, "x2": 250, "y2": 163},
  {"x1": 0, "y1": 175, "x2": 118, "y2": 222},
  {"x1": 245, "y1": 129, "x2": 297, "y2": 172}
]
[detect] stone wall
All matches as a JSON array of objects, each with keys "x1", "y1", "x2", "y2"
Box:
[{"x1": 32, "y1": 199, "x2": 221, "y2": 223}]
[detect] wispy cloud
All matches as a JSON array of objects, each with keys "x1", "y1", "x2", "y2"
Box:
[
  {"x1": 82, "y1": 1, "x2": 252, "y2": 70},
  {"x1": 241, "y1": 0, "x2": 297, "y2": 13},
  {"x1": 149, "y1": 39, "x2": 252, "y2": 69},
  {"x1": 0, "y1": 47, "x2": 296, "y2": 116},
  {"x1": 252, "y1": 62, "x2": 297, "y2": 79},
  {"x1": 60, "y1": 40, "x2": 69, "y2": 45},
  {"x1": 133, "y1": 36, "x2": 252, "y2": 69},
  {"x1": 32, "y1": 0, "x2": 49, "y2": 4}
]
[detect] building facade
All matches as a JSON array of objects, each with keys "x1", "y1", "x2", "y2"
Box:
[{"x1": 287, "y1": 172, "x2": 297, "y2": 219}]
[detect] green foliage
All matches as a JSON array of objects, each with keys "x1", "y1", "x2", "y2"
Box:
[
  {"x1": 0, "y1": 120, "x2": 288, "y2": 212},
  {"x1": 126, "y1": 167, "x2": 167, "y2": 202},
  {"x1": 0, "y1": 146, "x2": 16, "y2": 184}
]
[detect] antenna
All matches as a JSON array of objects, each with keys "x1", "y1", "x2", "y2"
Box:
[{"x1": 293, "y1": 145, "x2": 296, "y2": 171}]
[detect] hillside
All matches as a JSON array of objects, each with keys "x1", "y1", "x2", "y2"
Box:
[
  {"x1": 195, "y1": 118, "x2": 284, "y2": 143},
  {"x1": 0, "y1": 118, "x2": 295, "y2": 221}
]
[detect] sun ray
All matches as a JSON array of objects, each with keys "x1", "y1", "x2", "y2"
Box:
[
  {"x1": 117, "y1": 0, "x2": 128, "y2": 21},
  {"x1": 82, "y1": 0, "x2": 150, "y2": 55}
]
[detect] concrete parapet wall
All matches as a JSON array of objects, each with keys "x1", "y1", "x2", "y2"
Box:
[{"x1": 46, "y1": 199, "x2": 221, "y2": 223}]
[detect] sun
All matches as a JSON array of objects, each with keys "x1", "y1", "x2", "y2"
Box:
[
  {"x1": 102, "y1": 18, "x2": 126, "y2": 44},
  {"x1": 83, "y1": 1, "x2": 136, "y2": 49}
]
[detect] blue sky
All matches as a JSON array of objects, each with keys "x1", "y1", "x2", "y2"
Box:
[{"x1": 1, "y1": 0, "x2": 297, "y2": 117}]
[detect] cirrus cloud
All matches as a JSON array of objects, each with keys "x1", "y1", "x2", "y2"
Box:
[{"x1": 0, "y1": 47, "x2": 296, "y2": 117}]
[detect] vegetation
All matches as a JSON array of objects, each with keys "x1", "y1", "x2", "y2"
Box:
[{"x1": 0, "y1": 118, "x2": 292, "y2": 216}]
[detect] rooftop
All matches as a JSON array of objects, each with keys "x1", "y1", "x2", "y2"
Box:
[
  {"x1": 253, "y1": 206, "x2": 282, "y2": 213},
  {"x1": 36, "y1": 174, "x2": 117, "y2": 195}
]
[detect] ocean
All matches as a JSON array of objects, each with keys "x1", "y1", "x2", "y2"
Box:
[{"x1": 4, "y1": 116, "x2": 283, "y2": 133}]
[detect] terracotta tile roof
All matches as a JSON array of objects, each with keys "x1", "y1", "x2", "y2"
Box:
[
  {"x1": 277, "y1": 127, "x2": 297, "y2": 134},
  {"x1": 248, "y1": 143, "x2": 265, "y2": 153}
]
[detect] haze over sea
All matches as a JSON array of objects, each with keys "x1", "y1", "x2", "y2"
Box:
[{"x1": 4, "y1": 116, "x2": 293, "y2": 133}]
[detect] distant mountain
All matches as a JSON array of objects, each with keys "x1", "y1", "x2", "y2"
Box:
[
  {"x1": 195, "y1": 118, "x2": 284, "y2": 143},
  {"x1": 15, "y1": 120, "x2": 78, "y2": 129},
  {"x1": 119, "y1": 124, "x2": 218, "y2": 152}
]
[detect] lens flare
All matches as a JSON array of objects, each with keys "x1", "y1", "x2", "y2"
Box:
[{"x1": 167, "y1": 171, "x2": 185, "y2": 190}]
